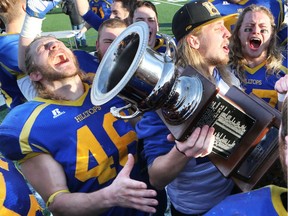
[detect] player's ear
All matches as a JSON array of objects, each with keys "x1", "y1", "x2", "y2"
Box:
[
  {"x1": 22, "y1": 0, "x2": 26, "y2": 12},
  {"x1": 29, "y1": 71, "x2": 43, "y2": 81},
  {"x1": 96, "y1": 40, "x2": 99, "y2": 50},
  {"x1": 186, "y1": 34, "x2": 200, "y2": 49}
]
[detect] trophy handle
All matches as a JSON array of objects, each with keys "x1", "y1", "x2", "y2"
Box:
[
  {"x1": 162, "y1": 34, "x2": 178, "y2": 63},
  {"x1": 110, "y1": 104, "x2": 142, "y2": 119}
]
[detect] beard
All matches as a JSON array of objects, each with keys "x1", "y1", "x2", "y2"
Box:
[
  {"x1": 97, "y1": 50, "x2": 104, "y2": 61},
  {"x1": 33, "y1": 55, "x2": 83, "y2": 100},
  {"x1": 206, "y1": 55, "x2": 229, "y2": 67},
  {"x1": 39, "y1": 54, "x2": 80, "y2": 81},
  {"x1": 39, "y1": 64, "x2": 78, "y2": 81}
]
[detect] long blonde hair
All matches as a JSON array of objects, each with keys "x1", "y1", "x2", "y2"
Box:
[
  {"x1": 176, "y1": 28, "x2": 233, "y2": 86},
  {"x1": 229, "y1": 4, "x2": 284, "y2": 83}
]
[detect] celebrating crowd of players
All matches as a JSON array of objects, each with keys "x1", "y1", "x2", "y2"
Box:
[{"x1": 0, "y1": 0, "x2": 287, "y2": 216}]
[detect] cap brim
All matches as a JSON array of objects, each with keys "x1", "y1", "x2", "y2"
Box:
[{"x1": 195, "y1": 13, "x2": 239, "y2": 32}]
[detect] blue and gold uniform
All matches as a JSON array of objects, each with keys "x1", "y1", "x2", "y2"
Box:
[
  {"x1": 89, "y1": 0, "x2": 112, "y2": 19},
  {"x1": 0, "y1": 155, "x2": 43, "y2": 216},
  {"x1": 210, "y1": 0, "x2": 287, "y2": 46},
  {"x1": 0, "y1": 83, "x2": 148, "y2": 216},
  {"x1": 0, "y1": 33, "x2": 27, "y2": 109},
  {"x1": 83, "y1": 0, "x2": 112, "y2": 31},
  {"x1": 73, "y1": 49, "x2": 100, "y2": 79},
  {"x1": 204, "y1": 185, "x2": 288, "y2": 216},
  {"x1": 238, "y1": 61, "x2": 288, "y2": 109}
]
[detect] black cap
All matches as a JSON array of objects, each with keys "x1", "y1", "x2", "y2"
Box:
[{"x1": 172, "y1": 0, "x2": 238, "y2": 41}]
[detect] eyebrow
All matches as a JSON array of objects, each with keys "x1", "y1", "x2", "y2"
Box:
[
  {"x1": 36, "y1": 42, "x2": 45, "y2": 53},
  {"x1": 135, "y1": 16, "x2": 156, "y2": 20},
  {"x1": 243, "y1": 20, "x2": 270, "y2": 26},
  {"x1": 103, "y1": 38, "x2": 114, "y2": 43},
  {"x1": 35, "y1": 39, "x2": 59, "y2": 53}
]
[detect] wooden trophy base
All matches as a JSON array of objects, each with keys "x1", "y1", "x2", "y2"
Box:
[
  {"x1": 230, "y1": 93, "x2": 281, "y2": 191},
  {"x1": 156, "y1": 65, "x2": 280, "y2": 191}
]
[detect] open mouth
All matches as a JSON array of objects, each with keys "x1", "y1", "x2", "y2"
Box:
[
  {"x1": 53, "y1": 53, "x2": 69, "y2": 66},
  {"x1": 249, "y1": 37, "x2": 261, "y2": 49},
  {"x1": 223, "y1": 44, "x2": 229, "y2": 53}
]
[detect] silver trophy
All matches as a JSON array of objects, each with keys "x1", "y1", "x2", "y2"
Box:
[{"x1": 91, "y1": 21, "x2": 203, "y2": 127}]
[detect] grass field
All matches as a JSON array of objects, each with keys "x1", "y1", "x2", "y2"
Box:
[{"x1": 43, "y1": 0, "x2": 187, "y2": 52}]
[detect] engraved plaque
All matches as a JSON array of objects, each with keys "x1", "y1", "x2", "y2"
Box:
[
  {"x1": 157, "y1": 66, "x2": 276, "y2": 178},
  {"x1": 195, "y1": 95, "x2": 255, "y2": 158}
]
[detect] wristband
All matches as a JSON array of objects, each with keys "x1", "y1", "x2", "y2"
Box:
[
  {"x1": 46, "y1": 189, "x2": 70, "y2": 207},
  {"x1": 20, "y1": 14, "x2": 43, "y2": 39},
  {"x1": 278, "y1": 92, "x2": 286, "y2": 103},
  {"x1": 175, "y1": 144, "x2": 186, "y2": 156}
]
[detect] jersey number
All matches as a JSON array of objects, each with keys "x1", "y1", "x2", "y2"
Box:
[
  {"x1": 75, "y1": 112, "x2": 137, "y2": 184},
  {"x1": 0, "y1": 160, "x2": 42, "y2": 216}
]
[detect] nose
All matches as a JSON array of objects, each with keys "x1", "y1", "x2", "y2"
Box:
[
  {"x1": 223, "y1": 26, "x2": 231, "y2": 38},
  {"x1": 110, "y1": 14, "x2": 119, "y2": 19},
  {"x1": 252, "y1": 25, "x2": 261, "y2": 34},
  {"x1": 46, "y1": 41, "x2": 59, "y2": 50}
]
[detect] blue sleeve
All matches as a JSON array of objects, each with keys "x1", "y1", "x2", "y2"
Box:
[
  {"x1": 73, "y1": 50, "x2": 99, "y2": 73},
  {"x1": 82, "y1": 10, "x2": 108, "y2": 31},
  {"x1": 0, "y1": 34, "x2": 22, "y2": 73},
  {"x1": 136, "y1": 111, "x2": 174, "y2": 166}
]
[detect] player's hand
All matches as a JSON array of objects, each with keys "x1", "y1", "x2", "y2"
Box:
[
  {"x1": 275, "y1": 74, "x2": 288, "y2": 94},
  {"x1": 106, "y1": 154, "x2": 158, "y2": 213},
  {"x1": 26, "y1": 0, "x2": 62, "y2": 19},
  {"x1": 168, "y1": 125, "x2": 215, "y2": 158}
]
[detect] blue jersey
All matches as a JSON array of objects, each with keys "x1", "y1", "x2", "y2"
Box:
[
  {"x1": 0, "y1": 156, "x2": 44, "y2": 216},
  {"x1": 0, "y1": 33, "x2": 27, "y2": 108},
  {"x1": 204, "y1": 185, "x2": 288, "y2": 216},
  {"x1": 89, "y1": 0, "x2": 112, "y2": 19},
  {"x1": 73, "y1": 49, "x2": 100, "y2": 78},
  {"x1": 239, "y1": 61, "x2": 287, "y2": 109},
  {"x1": 210, "y1": 0, "x2": 287, "y2": 46},
  {"x1": 82, "y1": 0, "x2": 112, "y2": 31},
  {"x1": 136, "y1": 111, "x2": 234, "y2": 214},
  {"x1": 0, "y1": 83, "x2": 148, "y2": 216}
]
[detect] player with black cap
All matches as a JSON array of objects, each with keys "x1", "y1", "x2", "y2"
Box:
[
  {"x1": 171, "y1": 0, "x2": 239, "y2": 88},
  {"x1": 135, "y1": 0, "x2": 241, "y2": 215},
  {"x1": 172, "y1": 0, "x2": 237, "y2": 42}
]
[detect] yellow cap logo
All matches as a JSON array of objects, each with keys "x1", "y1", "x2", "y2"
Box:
[
  {"x1": 202, "y1": 1, "x2": 220, "y2": 17},
  {"x1": 185, "y1": 25, "x2": 193, "y2": 32}
]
